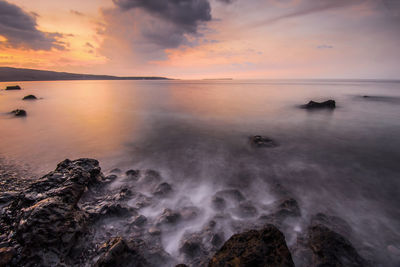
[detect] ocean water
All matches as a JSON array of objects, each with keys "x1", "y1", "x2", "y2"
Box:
[{"x1": 1, "y1": 79, "x2": 400, "y2": 265}]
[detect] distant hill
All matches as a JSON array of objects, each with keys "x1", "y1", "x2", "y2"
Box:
[{"x1": 0, "y1": 67, "x2": 170, "y2": 82}]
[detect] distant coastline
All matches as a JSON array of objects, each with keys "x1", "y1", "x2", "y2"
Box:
[{"x1": 0, "y1": 67, "x2": 170, "y2": 82}]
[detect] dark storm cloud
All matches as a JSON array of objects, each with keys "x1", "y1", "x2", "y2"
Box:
[
  {"x1": 0, "y1": 0, "x2": 64, "y2": 50},
  {"x1": 112, "y1": 0, "x2": 212, "y2": 32}
]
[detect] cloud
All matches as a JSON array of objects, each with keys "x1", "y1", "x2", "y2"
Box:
[
  {"x1": 112, "y1": 0, "x2": 212, "y2": 33},
  {"x1": 0, "y1": 0, "x2": 64, "y2": 50}
]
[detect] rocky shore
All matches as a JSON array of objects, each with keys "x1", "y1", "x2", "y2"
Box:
[{"x1": 0, "y1": 158, "x2": 371, "y2": 266}]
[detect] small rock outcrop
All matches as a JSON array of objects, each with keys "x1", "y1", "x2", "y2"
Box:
[
  {"x1": 5, "y1": 85, "x2": 21, "y2": 90},
  {"x1": 22, "y1": 95, "x2": 37, "y2": 100},
  {"x1": 303, "y1": 100, "x2": 336, "y2": 109},
  {"x1": 208, "y1": 224, "x2": 295, "y2": 267},
  {"x1": 249, "y1": 135, "x2": 278, "y2": 148},
  {"x1": 11, "y1": 109, "x2": 27, "y2": 117},
  {"x1": 308, "y1": 224, "x2": 368, "y2": 267}
]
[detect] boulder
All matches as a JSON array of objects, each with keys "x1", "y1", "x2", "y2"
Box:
[
  {"x1": 153, "y1": 182, "x2": 172, "y2": 197},
  {"x1": 208, "y1": 224, "x2": 294, "y2": 267},
  {"x1": 249, "y1": 135, "x2": 278, "y2": 148},
  {"x1": 110, "y1": 168, "x2": 122, "y2": 174},
  {"x1": 303, "y1": 100, "x2": 336, "y2": 109},
  {"x1": 22, "y1": 95, "x2": 37, "y2": 100},
  {"x1": 11, "y1": 109, "x2": 27, "y2": 117},
  {"x1": 308, "y1": 224, "x2": 368, "y2": 267},
  {"x1": 5, "y1": 85, "x2": 21, "y2": 90},
  {"x1": 0, "y1": 158, "x2": 103, "y2": 265},
  {"x1": 156, "y1": 208, "x2": 181, "y2": 226},
  {"x1": 126, "y1": 169, "x2": 140, "y2": 180},
  {"x1": 214, "y1": 189, "x2": 245, "y2": 203}
]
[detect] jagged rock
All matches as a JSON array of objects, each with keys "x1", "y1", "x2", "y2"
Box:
[
  {"x1": 311, "y1": 213, "x2": 352, "y2": 237},
  {"x1": 249, "y1": 135, "x2": 278, "y2": 148},
  {"x1": 308, "y1": 224, "x2": 367, "y2": 267},
  {"x1": 126, "y1": 169, "x2": 140, "y2": 180},
  {"x1": 209, "y1": 224, "x2": 294, "y2": 267},
  {"x1": 303, "y1": 100, "x2": 336, "y2": 109},
  {"x1": 156, "y1": 208, "x2": 181, "y2": 226},
  {"x1": 94, "y1": 237, "x2": 148, "y2": 267},
  {"x1": 5, "y1": 85, "x2": 21, "y2": 90},
  {"x1": 11, "y1": 109, "x2": 26, "y2": 117},
  {"x1": 153, "y1": 182, "x2": 172, "y2": 197},
  {"x1": 214, "y1": 189, "x2": 245, "y2": 203},
  {"x1": 22, "y1": 95, "x2": 37, "y2": 100},
  {"x1": 211, "y1": 196, "x2": 226, "y2": 210},
  {"x1": 131, "y1": 215, "x2": 147, "y2": 227},
  {"x1": 274, "y1": 198, "x2": 301, "y2": 219},
  {"x1": 0, "y1": 158, "x2": 103, "y2": 265}
]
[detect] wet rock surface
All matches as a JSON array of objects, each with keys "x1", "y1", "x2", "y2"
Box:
[
  {"x1": 0, "y1": 158, "x2": 373, "y2": 266},
  {"x1": 5, "y1": 85, "x2": 21, "y2": 90},
  {"x1": 302, "y1": 100, "x2": 336, "y2": 109},
  {"x1": 10, "y1": 109, "x2": 27, "y2": 117},
  {"x1": 209, "y1": 224, "x2": 295, "y2": 267},
  {"x1": 22, "y1": 95, "x2": 37, "y2": 100}
]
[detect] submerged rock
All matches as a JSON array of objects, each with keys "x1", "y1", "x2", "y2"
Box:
[
  {"x1": 303, "y1": 100, "x2": 336, "y2": 109},
  {"x1": 208, "y1": 224, "x2": 295, "y2": 267},
  {"x1": 126, "y1": 169, "x2": 140, "y2": 180},
  {"x1": 249, "y1": 135, "x2": 278, "y2": 148},
  {"x1": 214, "y1": 189, "x2": 245, "y2": 203},
  {"x1": 5, "y1": 85, "x2": 21, "y2": 90},
  {"x1": 308, "y1": 224, "x2": 368, "y2": 267},
  {"x1": 152, "y1": 182, "x2": 172, "y2": 197},
  {"x1": 11, "y1": 109, "x2": 27, "y2": 117},
  {"x1": 22, "y1": 95, "x2": 37, "y2": 100}
]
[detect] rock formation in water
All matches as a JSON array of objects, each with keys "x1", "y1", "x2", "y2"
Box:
[
  {"x1": 303, "y1": 100, "x2": 336, "y2": 109},
  {"x1": 0, "y1": 158, "x2": 370, "y2": 266},
  {"x1": 249, "y1": 135, "x2": 278, "y2": 148},
  {"x1": 10, "y1": 109, "x2": 27, "y2": 117},
  {"x1": 5, "y1": 85, "x2": 21, "y2": 90},
  {"x1": 22, "y1": 95, "x2": 37, "y2": 100}
]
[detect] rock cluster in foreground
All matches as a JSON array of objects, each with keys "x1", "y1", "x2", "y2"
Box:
[{"x1": 0, "y1": 158, "x2": 369, "y2": 266}]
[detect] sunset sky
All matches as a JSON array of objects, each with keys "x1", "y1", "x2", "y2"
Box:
[{"x1": 0, "y1": 0, "x2": 399, "y2": 79}]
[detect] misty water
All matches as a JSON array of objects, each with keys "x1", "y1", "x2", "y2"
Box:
[{"x1": 1, "y1": 80, "x2": 400, "y2": 266}]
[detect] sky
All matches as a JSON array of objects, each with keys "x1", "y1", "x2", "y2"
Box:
[{"x1": 0, "y1": 0, "x2": 399, "y2": 79}]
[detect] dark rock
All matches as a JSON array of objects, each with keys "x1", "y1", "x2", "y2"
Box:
[
  {"x1": 274, "y1": 198, "x2": 301, "y2": 219},
  {"x1": 11, "y1": 109, "x2": 27, "y2": 117},
  {"x1": 126, "y1": 169, "x2": 140, "y2": 180},
  {"x1": 211, "y1": 196, "x2": 226, "y2": 210},
  {"x1": 303, "y1": 100, "x2": 336, "y2": 109},
  {"x1": 208, "y1": 224, "x2": 295, "y2": 267},
  {"x1": 311, "y1": 213, "x2": 352, "y2": 237},
  {"x1": 179, "y1": 236, "x2": 203, "y2": 258},
  {"x1": 175, "y1": 264, "x2": 188, "y2": 267},
  {"x1": 153, "y1": 182, "x2": 172, "y2": 197},
  {"x1": 249, "y1": 135, "x2": 278, "y2": 148},
  {"x1": 156, "y1": 208, "x2": 181, "y2": 226},
  {"x1": 0, "y1": 158, "x2": 103, "y2": 265},
  {"x1": 141, "y1": 170, "x2": 161, "y2": 185},
  {"x1": 308, "y1": 224, "x2": 368, "y2": 267},
  {"x1": 94, "y1": 237, "x2": 148, "y2": 267},
  {"x1": 132, "y1": 215, "x2": 147, "y2": 227},
  {"x1": 214, "y1": 189, "x2": 245, "y2": 203},
  {"x1": 5, "y1": 85, "x2": 21, "y2": 90},
  {"x1": 22, "y1": 95, "x2": 37, "y2": 100},
  {"x1": 210, "y1": 233, "x2": 224, "y2": 247}
]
